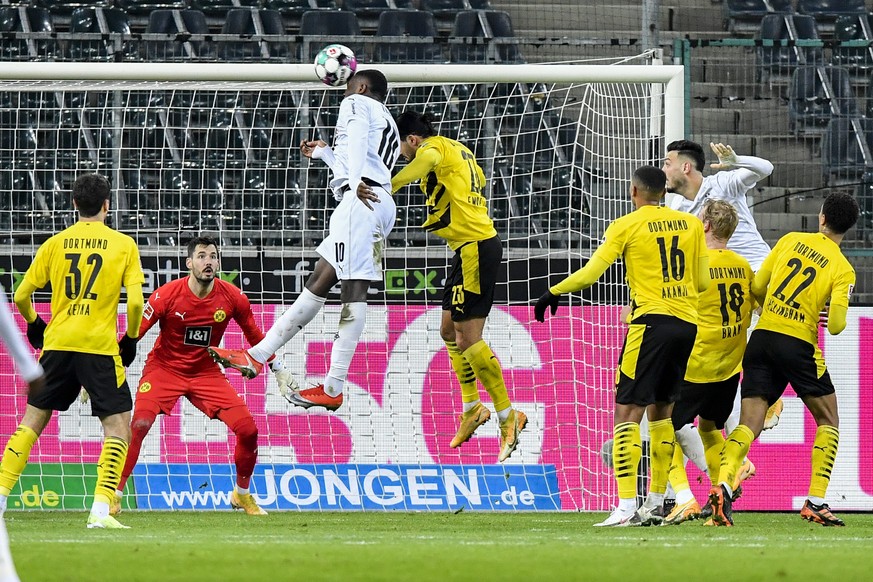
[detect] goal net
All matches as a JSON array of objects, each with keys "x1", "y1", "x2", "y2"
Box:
[{"x1": 0, "y1": 57, "x2": 683, "y2": 512}]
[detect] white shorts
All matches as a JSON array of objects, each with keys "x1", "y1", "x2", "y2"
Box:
[{"x1": 316, "y1": 187, "x2": 396, "y2": 281}]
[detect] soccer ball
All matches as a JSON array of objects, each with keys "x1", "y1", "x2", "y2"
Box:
[{"x1": 314, "y1": 44, "x2": 357, "y2": 87}]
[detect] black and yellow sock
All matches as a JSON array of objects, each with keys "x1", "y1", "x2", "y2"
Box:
[
  {"x1": 613, "y1": 422, "x2": 642, "y2": 501},
  {"x1": 463, "y1": 340, "x2": 510, "y2": 412},
  {"x1": 718, "y1": 425, "x2": 755, "y2": 491},
  {"x1": 809, "y1": 425, "x2": 839, "y2": 499},
  {"x1": 667, "y1": 438, "x2": 691, "y2": 497},
  {"x1": 94, "y1": 437, "x2": 129, "y2": 505},
  {"x1": 445, "y1": 340, "x2": 479, "y2": 405},
  {"x1": 0, "y1": 425, "x2": 38, "y2": 496},
  {"x1": 698, "y1": 428, "x2": 726, "y2": 485},
  {"x1": 648, "y1": 419, "x2": 675, "y2": 496}
]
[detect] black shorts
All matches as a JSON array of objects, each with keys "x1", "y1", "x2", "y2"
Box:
[
  {"x1": 671, "y1": 374, "x2": 740, "y2": 430},
  {"x1": 30, "y1": 351, "x2": 132, "y2": 417},
  {"x1": 442, "y1": 236, "x2": 502, "y2": 322},
  {"x1": 741, "y1": 329, "x2": 834, "y2": 405},
  {"x1": 615, "y1": 314, "x2": 697, "y2": 406}
]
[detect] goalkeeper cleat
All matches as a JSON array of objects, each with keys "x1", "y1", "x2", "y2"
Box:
[
  {"x1": 800, "y1": 500, "x2": 845, "y2": 527},
  {"x1": 763, "y1": 399, "x2": 784, "y2": 431},
  {"x1": 629, "y1": 503, "x2": 666, "y2": 527},
  {"x1": 708, "y1": 485, "x2": 733, "y2": 527},
  {"x1": 497, "y1": 409, "x2": 527, "y2": 462},
  {"x1": 593, "y1": 506, "x2": 636, "y2": 527},
  {"x1": 87, "y1": 514, "x2": 130, "y2": 529},
  {"x1": 231, "y1": 491, "x2": 268, "y2": 516},
  {"x1": 450, "y1": 403, "x2": 491, "y2": 448},
  {"x1": 664, "y1": 498, "x2": 702, "y2": 525},
  {"x1": 207, "y1": 347, "x2": 263, "y2": 379},
  {"x1": 286, "y1": 385, "x2": 343, "y2": 411},
  {"x1": 109, "y1": 491, "x2": 122, "y2": 517},
  {"x1": 732, "y1": 458, "x2": 756, "y2": 492}
]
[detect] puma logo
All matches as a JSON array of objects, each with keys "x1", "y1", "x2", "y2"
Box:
[
  {"x1": 7, "y1": 448, "x2": 21, "y2": 457},
  {"x1": 175, "y1": 311, "x2": 186, "y2": 320},
  {"x1": 813, "y1": 445, "x2": 828, "y2": 452}
]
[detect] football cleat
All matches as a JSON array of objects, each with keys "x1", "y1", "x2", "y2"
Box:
[
  {"x1": 593, "y1": 507, "x2": 636, "y2": 527},
  {"x1": 231, "y1": 491, "x2": 268, "y2": 516},
  {"x1": 87, "y1": 514, "x2": 130, "y2": 529},
  {"x1": 207, "y1": 347, "x2": 263, "y2": 379},
  {"x1": 629, "y1": 503, "x2": 666, "y2": 526},
  {"x1": 800, "y1": 500, "x2": 845, "y2": 527},
  {"x1": 662, "y1": 498, "x2": 676, "y2": 517},
  {"x1": 497, "y1": 409, "x2": 527, "y2": 462},
  {"x1": 286, "y1": 385, "x2": 343, "y2": 411},
  {"x1": 109, "y1": 491, "x2": 122, "y2": 517},
  {"x1": 708, "y1": 484, "x2": 734, "y2": 526},
  {"x1": 664, "y1": 498, "x2": 702, "y2": 525},
  {"x1": 732, "y1": 458, "x2": 756, "y2": 492},
  {"x1": 450, "y1": 403, "x2": 491, "y2": 448},
  {"x1": 763, "y1": 399, "x2": 784, "y2": 431}
]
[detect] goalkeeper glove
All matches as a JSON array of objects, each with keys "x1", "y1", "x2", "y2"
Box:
[
  {"x1": 118, "y1": 335, "x2": 138, "y2": 367},
  {"x1": 26, "y1": 315, "x2": 47, "y2": 349},
  {"x1": 79, "y1": 388, "x2": 90, "y2": 404},
  {"x1": 269, "y1": 360, "x2": 299, "y2": 401},
  {"x1": 534, "y1": 291, "x2": 561, "y2": 322},
  {"x1": 710, "y1": 142, "x2": 738, "y2": 170}
]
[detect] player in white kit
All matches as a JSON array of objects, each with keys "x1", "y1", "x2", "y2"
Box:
[{"x1": 209, "y1": 70, "x2": 400, "y2": 411}]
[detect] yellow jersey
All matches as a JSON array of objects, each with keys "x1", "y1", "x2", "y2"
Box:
[
  {"x1": 592, "y1": 205, "x2": 707, "y2": 324},
  {"x1": 23, "y1": 221, "x2": 145, "y2": 355},
  {"x1": 685, "y1": 249, "x2": 754, "y2": 383},
  {"x1": 391, "y1": 135, "x2": 497, "y2": 250},
  {"x1": 755, "y1": 232, "x2": 855, "y2": 346}
]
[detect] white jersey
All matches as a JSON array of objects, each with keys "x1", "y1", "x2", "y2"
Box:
[
  {"x1": 669, "y1": 165, "x2": 771, "y2": 271},
  {"x1": 328, "y1": 94, "x2": 400, "y2": 195}
]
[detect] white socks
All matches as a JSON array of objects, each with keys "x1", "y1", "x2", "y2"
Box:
[
  {"x1": 675, "y1": 424, "x2": 709, "y2": 473},
  {"x1": 324, "y1": 302, "x2": 367, "y2": 397},
  {"x1": 463, "y1": 400, "x2": 481, "y2": 413},
  {"x1": 90, "y1": 501, "x2": 109, "y2": 519},
  {"x1": 249, "y1": 288, "x2": 326, "y2": 363}
]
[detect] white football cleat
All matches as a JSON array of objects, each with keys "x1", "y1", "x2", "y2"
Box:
[{"x1": 593, "y1": 506, "x2": 636, "y2": 527}]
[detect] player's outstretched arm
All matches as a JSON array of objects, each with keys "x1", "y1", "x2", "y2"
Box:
[
  {"x1": 0, "y1": 285, "x2": 44, "y2": 392},
  {"x1": 535, "y1": 256, "x2": 612, "y2": 322},
  {"x1": 13, "y1": 280, "x2": 46, "y2": 349},
  {"x1": 119, "y1": 283, "x2": 144, "y2": 367},
  {"x1": 709, "y1": 142, "x2": 773, "y2": 187}
]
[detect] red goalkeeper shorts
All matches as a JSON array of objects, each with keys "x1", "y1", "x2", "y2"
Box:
[{"x1": 135, "y1": 364, "x2": 248, "y2": 419}]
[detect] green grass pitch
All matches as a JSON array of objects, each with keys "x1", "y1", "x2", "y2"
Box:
[{"x1": 7, "y1": 511, "x2": 873, "y2": 581}]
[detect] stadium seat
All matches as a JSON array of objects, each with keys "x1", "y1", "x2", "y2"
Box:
[
  {"x1": 344, "y1": 0, "x2": 414, "y2": 16},
  {"x1": 34, "y1": 1, "x2": 112, "y2": 15},
  {"x1": 220, "y1": 8, "x2": 289, "y2": 61},
  {"x1": 299, "y1": 10, "x2": 361, "y2": 60},
  {"x1": 0, "y1": 6, "x2": 57, "y2": 60},
  {"x1": 114, "y1": 0, "x2": 187, "y2": 14},
  {"x1": 832, "y1": 14, "x2": 873, "y2": 73},
  {"x1": 797, "y1": 0, "x2": 866, "y2": 23},
  {"x1": 723, "y1": 0, "x2": 793, "y2": 34},
  {"x1": 788, "y1": 66, "x2": 858, "y2": 135},
  {"x1": 265, "y1": 0, "x2": 338, "y2": 14},
  {"x1": 374, "y1": 10, "x2": 443, "y2": 63},
  {"x1": 856, "y1": 171, "x2": 873, "y2": 233},
  {"x1": 821, "y1": 116, "x2": 873, "y2": 185},
  {"x1": 757, "y1": 14, "x2": 822, "y2": 82},
  {"x1": 68, "y1": 7, "x2": 133, "y2": 61},
  {"x1": 188, "y1": 0, "x2": 261, "y2": 15},
  {"x1": 145, "y1": 9, "x2": 211, "y2": 60},
  {"x1": 420, "y1": 0, "x2": 492, "y2": 14},
  {"x1": 450, "y1": 10, "x2": 521, "y2": 63}
]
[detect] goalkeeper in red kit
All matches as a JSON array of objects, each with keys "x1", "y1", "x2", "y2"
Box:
[{"x1": 111, "y1": 236, "x2": 292, "y2": 516}]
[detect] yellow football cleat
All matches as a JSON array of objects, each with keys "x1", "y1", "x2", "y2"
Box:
[
  {"x1": 87, "y1": 514, "x2": 130, "y2": 529},
  {"x1": 109, "y1": 491, "x2": 122, "y2": 517},
  {"x1": 497, "y1": 409, "x2": 528, "y2": 462},
  {"x1": 732, "y1": 458, "x2": 756, "y2": 492},
  {"x1": 231, "y1": 491, "x2": 268, "y2": 516},
  {"x1": 763, "y1": 399, "x2": 784, "y2": 431},
  {"x1": 450, "y1": 403, "x2": 491, "y2": 448}
]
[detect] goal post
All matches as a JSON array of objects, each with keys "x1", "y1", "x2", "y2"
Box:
[{"x1": 0, "y1": 58, "x2": 686, "y2": 512}]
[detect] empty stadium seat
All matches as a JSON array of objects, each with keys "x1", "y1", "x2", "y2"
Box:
[
  {"x1": 299, "y1": 10, "x2": 361, "y2": 60},
  {"x1": 757, "y1": 14, "x2": 822, "y2": 82},
  {"x1": 821, "y1": 116, "x2": 873, "y2": 185},
  {"x1": 0, "y1": 6, "x2": 57, "y2": 60},
  {"x1": 723, "y1": 0, "x2": 793, "y2": 33},
  {"x1": 832, "y1": 14, "x2": 873, "y2": 73},
  {"x1": 221, "y1": 8, "x2": 289, "y2": 60},
  {"x1": 375, "y1": 10, "x2": 443, "y2": 63},
  {"x1": 68, "y1": 7, "x2": 133, "y2": 61},
  {"x1": 789, "y1": 66, "x2": 858, "y2": 135},
  {"x1": 450, "y1": 10, "x2": 520, "y2": 63},
  {"x1": 145, "y1": 9, "x2": 211, "y2": 60},
  {"x1": 115, "y1": 0, "x2": 187, "y2": 13},
  {"x1": 344, "y1": 0, "x2": 413, "y2": 16},
  {"x1": 34, "y1": 1, "x2": 112, "y2": 15},
  {"x1": 188, "y1": 0, "x2": 261, "y2": 15},
  {"x1": 265, "y1": 0, "x2": 338, "y2": 14},
  {"x1": 797, "y1": 0, "x2": 866, "y2": 23}
]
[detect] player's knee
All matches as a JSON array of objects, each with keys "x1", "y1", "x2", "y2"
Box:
[
  {"x1": 232, "y1": 416, "x2": 258, "y2": 443},
  {"x1": 131, "y1": 413, "x2": 156, "y2": 435}
]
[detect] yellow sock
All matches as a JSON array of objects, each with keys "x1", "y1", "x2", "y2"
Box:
[
  {"x1": 0, "y1": 425, "x2": 39, "y2": 496},
  {"x1": 698, "y1": 428, "x2": 726, "y2": 485},
  {"x1": 445, "y1": 340, "x2": 479, "y2": 405},
  {"x1": 718, "y1": 425, "x2": 755, "y2": 490},
  {"x1": 648, "y1": 419, "x2": 675, "y2": 495},
  {"x1": 94, "y1": 437, "x2": 129, "y2": 505},
  {"x1": 809, "y1": 425, "x2": 839, "y2": 499},
  {"x1": 667, "y1": 438, "x2": 691, "y2": 496},
  {"x1": 613, "y1": 422, "x2": 642, "y2": 500},
  {"x1": 462, "y1": 340, "x2": 510, "y2": 412}
]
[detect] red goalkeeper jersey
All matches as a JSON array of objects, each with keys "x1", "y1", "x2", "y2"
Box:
[{"x1": 140, "y1": 277, "x2": 265, "y2": 376}]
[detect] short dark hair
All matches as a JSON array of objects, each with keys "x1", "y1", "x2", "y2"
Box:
[
  {"x1": 72, "y1": 173, "x2": 111, "y2": 217},
  {"x1": 633, "y1": 165, "x2": 667, "y2": 200},
  {"x1": 354, "y1": 69, "x2": 388, "y2": 102},
  {"x1": 667, "y1": 140, "x2": 705, "y2": 172},
  {"x1": 186, "y1": 236, "x2": 219, "y2": 258},
  {"x1": 822, "y1": 192, "x2": 860, "y2": 235},
  {"x1": 396, "y1": 111, "x2": 436, "y2": 140}
]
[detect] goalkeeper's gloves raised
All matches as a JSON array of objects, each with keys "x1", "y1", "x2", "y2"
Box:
[
  {"x1": 710, "y1": 142, "x2": 738, "y2": 170},
  {"x1": 118, "y1": 335, "x2": 138, "y2": 367},
  {"x1": 534, "y1": 291, "x2": 561, "y2": 322},
  {"x1": 26, "y1": 315, "x2": 47, "y2": 349}
]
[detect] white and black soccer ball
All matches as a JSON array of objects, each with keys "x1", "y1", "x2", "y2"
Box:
[{"x1": 314, "y1": 44, "x2": 357, "y2": 87}]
